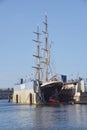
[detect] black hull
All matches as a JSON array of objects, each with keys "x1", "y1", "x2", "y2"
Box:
[
  {"x1": 58, "y1": 88, "x2": 75, "y2": 103},
  {"x1": 40, "y1": 82, "x2": 63, "y2": 104}
]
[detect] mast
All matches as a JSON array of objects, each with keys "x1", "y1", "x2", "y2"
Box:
[
  {"x1": 32, "y1": 26, "x2": 42, "y2": 81},
  {"x1": 43, "y1": 15, "x2": 49, "y2": 82}
]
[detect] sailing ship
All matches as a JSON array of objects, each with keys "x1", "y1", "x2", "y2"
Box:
[
  {"x1": 13, "y1": 15, "x2": 87, "y2": 105},
  {"x1": 33, "y1": 15, "x2": 63, "y2": 104}
]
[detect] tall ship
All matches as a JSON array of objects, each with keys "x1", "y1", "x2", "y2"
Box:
[
  {"x1": 32, "y1": 16, "x2": 87, "y2": 104},
  {"x1": 33, "y1": 15, "x2": 63, "y2": 104},
  {"x1": 13, "y1": 15, "x2": 86, "y2": 105},
  {"x1": 13, "y1": 15, "x2": 63, "y2": 105}
]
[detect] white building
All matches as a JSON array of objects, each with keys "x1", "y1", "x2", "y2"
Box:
[{"x1": 13, "y1": 81, "x2": 37, "y2": 104}]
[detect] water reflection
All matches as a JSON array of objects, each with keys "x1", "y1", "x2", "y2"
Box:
[
  {"x1": 73, "y1": 104, "x2": 87, "y2": 126},
  {"x1": 32, "y1": 105, "x2": 87, "y2": 129},
  {"x1": 0, "y1": 100, "x2": 87, "y2": 130}
]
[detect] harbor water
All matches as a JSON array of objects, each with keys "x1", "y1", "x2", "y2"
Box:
[{"x1": 0, "y1": 100, "x2": 87, "y2": 130}]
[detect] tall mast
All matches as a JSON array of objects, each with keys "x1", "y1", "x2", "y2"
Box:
[
  {"x1": 43, "y1": 15, "x2": 49, "y2": 81},
  {"x1": 32, "y1": 26, "x2": 42, "y2": 81}
]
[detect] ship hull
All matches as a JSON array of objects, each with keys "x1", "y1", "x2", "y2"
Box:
[
  {"x1": 40, "y1": 81, "x2": 63, "y2": 104},
  {"x1": 58, "y1": 88, "x2": 75, "y2": 103}
]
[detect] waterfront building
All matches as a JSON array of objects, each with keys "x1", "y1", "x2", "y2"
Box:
[{"x1": 13, "y1": 79, "x2": 37, "y2": 104}]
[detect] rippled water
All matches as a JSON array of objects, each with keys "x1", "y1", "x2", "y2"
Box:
[{"x1": 0, "y1": 100, "x2": 87, "y2": 130}]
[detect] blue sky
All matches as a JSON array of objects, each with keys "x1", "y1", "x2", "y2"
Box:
[{"x1": 0, "y1": 0, "x2": 87, "y2": 88}]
